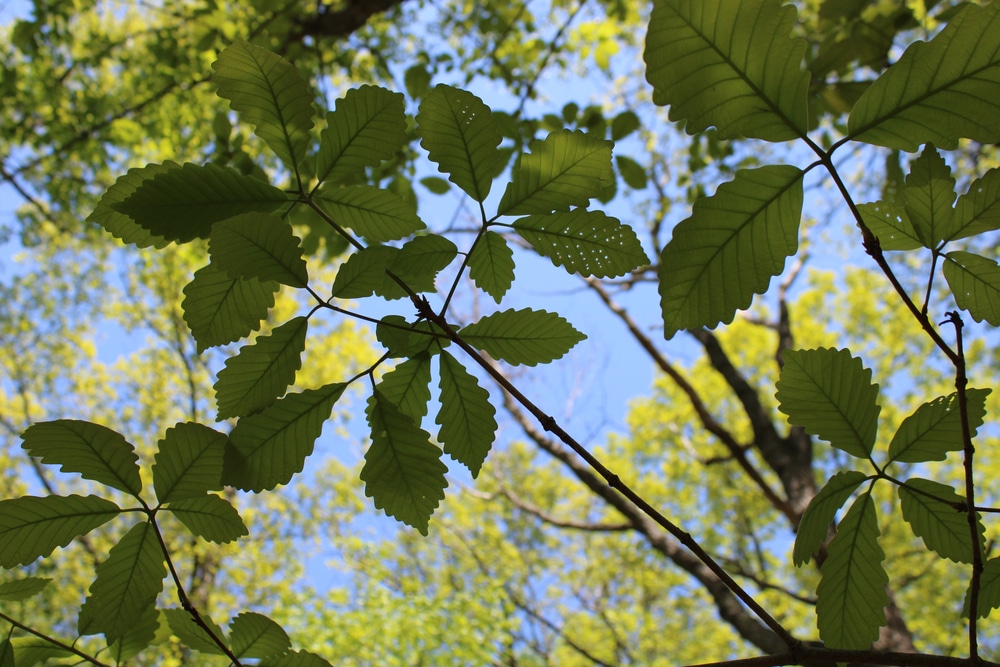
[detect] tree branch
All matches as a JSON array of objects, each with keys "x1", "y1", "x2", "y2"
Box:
[{"x1": 293, "y1": 0, "x2": 408, "y2": 40}]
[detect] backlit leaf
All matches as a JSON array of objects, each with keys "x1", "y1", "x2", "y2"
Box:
[
  {"x1": 152, "y1": 422, "x2": 228, "y2": 504},
  {"x1": 168, "y1": 495, "x2": 248, "y2": 544},
  {"x1": 88, "y1": 161, "x2": 175, "y2": 248},
  {"x1": 215, "y1": 316, "x2": 309, "y2": 420},
  {"x1": 417, "y1": 84, "x2": 502, "y2": 202},
  {"x1": 21, "y1": 420, "x2": 141, "y2": 496},
  {"x1": 362, "y1": 390, "x2": 448, "y2": 535},
  {"x1": 899, "y1": 478, "x2": 982, "y2": 564},
  {"x1": 437, "y1": 351, "x2": 496, "y2": 477},
  {"x1": 316, "y1": 185, "x2": 425, "y2": 243},
  {"x1": 331, "y1": 245, "x2": 398, "y2": 299},
  {"x1": 163, "y1": 608, "x2": 227, "y2": 655},
  {"x1": 969, "y1": 557, "x2": 1000, "y2": 619},
  {"x1": 210, "y1": 213, "x2": 309, "y2": 288},
  {"x1": 229, "y1": 612, "x2": 291, "y2": 659},
  {"x1": 0, "y1": 577, "x2": 50, "y2": 602},
  {"x1": 793, "y1": 470, "x2": 869, "y2": 566},
  {"x1": 107, "y1": 604, "x2": 159, "y2": 663},
  {"x1": 777, "y1": 348, "x2": 880, "y2": 459},
  {"x1": 858, "y1": 201, "x2": 921, "y2": 251},
  {"x1": 616, "y1": 155, "x2": 648, "y2": 190},
  {"x1": 0, "y1": 495, "x2": 119, "y2": 567},
  {"x1": 468, "y1": 231, "x2": 515, "y2": 303},
  {"x1": 182, "y1": 262, "x2": 278, "y2": 352},
  {"x1": 260, "y1": 651, "x2": 333, "y2": 667},
  {"x1": 943, "y1": 251, "x2": 1000, "y2": 325},
  {"x1": 222, "y1": 383, "x2": 347, "y2": 492},
  {"x1": 513, "y1": 209, "x2": 649, "y2": 278},
  {"x1": 644, "y1": 0, "x2": 810, "y2": 141},
  {"x1": 659, "y1": 165, "x2": 803, "y2": 337},
  {"x1": 377, "y1": 353, "x2": 433, "y2": 423},
  {"x1": 317, "y1": 85, "x2": 406, "y2": 186},
  {"x1": 951, "y1": 168, "x2": 1000, "y2": 241},
  {"x1": 377, "y1": 234, "x2": 458, "y2": 300},
  {"x1": 902, "y1": 145, "x2": 956, "y2": 248},
  {"x1": 459, "y1": 308, "x2": 585, "y2": 366},
  {"x1": 887, "y1": 388, "x2": 990, "y2": 464},
  {"x1": 848, "y1": 2, "x2": 1000, "y2": 150},
  {"x1": 11, "y1": 637, "x2": 74, "y2": 667},
  {"x1": 816, "y1": 492, "x2": 888, "y2": 649}
]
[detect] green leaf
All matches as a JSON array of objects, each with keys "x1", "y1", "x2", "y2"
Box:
[
  {"x1": 209, "y1": 213, "x2": 309, "y2": 288},
  {"x1": 458, "y1": 308, "x2": 586, "y2": 366},
  {"x1": 0, "y1": 577, "x2": 50, "y2": 602},
  {"x1": 497, "y1": 131, "x2": 613, "y2": 216},
  {"x1": 0, "y1": 495, "x2": 119, "y2": 567},
  {"x1": 816, "y1": 492, "x2": 888, "y2": 649},
  {"x1": 362, "y1": 390, "x2": 448, "y2": 535},
  {"x1": 163, "y1": 608, "x2": 227, "y2": 655},
  {"x1": 513, "y1": 209, "x2": 649, "y2": 278},
  {"x1": 437, "y1": 351, "x2": 496, "y2": 478},
  {"x1": 112, "y1": 162, "x2": 288, "y2": 243},
  {"x1": 167, "y1": 494, "x2": 249, "y2": 544},
  {"x1": 182, "y1": 262, "x2": 278, "y2": 352},
  {"x1": 902, "y1": 145, "x2": 956, "y2": 248},
  {"x1": 848, "y1": 2, "x2": 1000, "y2": 150},
  {"x1": 222, "y1": 382, "x2": 348, "y2": 492},
  {"x1": 87, "y1": 161, "x2": 175, "y2": 248},
  {"x1": 316, "y1": 85, "x2": 406, "y2": 186},
  {"x1": 417, "y1": 84, "x2": 502, "y2": 202},
  {"x1": 887, "y1": 388, "x2": 990, "y2": 464},
  {"x1": 616, "y1": 155, "x2": 648, "y2": 190},
  {"x1": 376, "y1": 317, "x2": 447, "y2": 358},
  {"x1": 420, "y1": 176, "x2": 451, "y2": 194},
  {"x1": 152, "y1": 422, "x2": 228, "y2": 504},
  {"x1": 229, "y1": 612, "x2": 291, "y2": 659},
  {"x1": 376, "y1": 234, "x2": 459, "y2": 300},
  {"x1": 857, "y1": 201, "x2": 921, "y2": 251},
  {"x1": 21, "y1": 420, "x2": 142, "y2": 496},
  {"x1": 0, "y1": 639, "x2": 12, "y2": 667},
  {"x1": 260, "y1": 651, "x2": 334, "y2": 667},
  {"x1": 315, "y1": 185, "x2": 425, "y2": 242},
  {"x1": 611, "y1": 111, "x2": 640, "y2": 141},
  {"x1": 213, "y1": 40, "x2": 315, "y2": 173},
  {"x1": 899, "y1": 478, "x2": 982, "y2": 564},
  {"x1": 776, "y1": 348, "x2": 881, "y2": 459},
  {"x1": 468, "y1": 231, "x2": 515, "y2": 303},
  {"x1": 377, "y1": 353, "x2": 433, "y2": 423},
  {"x1": 11, "y1": 637, "x2": 73, "y2": 667},
  {"x1": 644, "y1": 0, "x2": 809, "y2": 141},
  {"x1": 215, "y1": 316, "x2": 309, "y2": 420},
  {"x1": 108, "y1": 604, "x2": 159, "y2": 663},
  {"x1": 331, "y1": 245, "x2": 398, "y2": 299},
  {"x1": 943, "y1": 251, "x2": 1000, "y2": 325},
  {"x1": 969, "y1": 557, "x2": 1000, "y2": 619},
  {"x1": 404, "y1": 63, "x2": 432, "y2": 99},
  {"x1": 658, "y1": 165, "x2": 803, "y2": 337},
  {"x1": 78, "y1": 521, "x2": 165, "y2": 643},
  {"x1": 951, "y1": 168, "x2": 1000, "y2": 241},
  {"x1": 793, "y1": 470, "x2": 869, "y2": 566}
]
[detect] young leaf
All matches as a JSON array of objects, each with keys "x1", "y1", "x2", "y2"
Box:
[
  {"x1": 497, "y1": 131, "x2": 613, "y2": 216},
  {"x1": 331, "y1": 245, "x2": 398, "y2": 299},
  {"x1": 951, "y1": 168, "x2": 1000, "y2": 241},
  {"x1": 316, "y1": 85, "x2": 406, "y2": 186},
  {"x1": 229, "y1": 612, "x2": 291, "y2": 659},
  {"x1": 458, "y1": 308, "x2": 586, "y2": 366},
  {"x1": 21, "y1": 420, "x2": 142, "y2": 496},
  {"x1": 902, "y1": 145, "x2": 956, "y2": 248},
  {"x1": 215, "y1": 316, "x2": 309, "y2": 420},
  {"x1": 468, "y1": 230, "x2": 515, "y2": 303},
  {"x1": 417, "y1": 84, "x2": 502, "y2": 202},
  {"x1": 209, "y1": 213, "x2": 309, "y2": 288},
  {"x1": 376, "y1": 234, "x2": 458, "y2": 300},
  {"x1": 899, "y1": 478, "x2": 982, "y2": 564},
  {"x1": 848, "y1": 2, "x2": 1000, "y2": 150},
  {"x1": 0, "y1": 577, "x2": 51, "y2": 602},
  {"x1": 887, "y1": 388, "x2": 990, "y2": 464},
  {"x1": 969, "y1": 557, "x2": 1000, "y2": 619},
  {"x1": 377, "y1": 353, "x2": 433, "y2": 423},
  {"x1": 213, "y1": 40, "x2": 315, "y2": 174},
  {"x1": 793, "y1": 470, "x2": 869, "y2": 566},
  {"x1": 659, "y1": 165, "x2": 803, "y2": 337},
  {"x1": 644, "y1": 0, "x2": 810, "y2": 141},
  {"x1": 78, "y1": 521, "x2": 166, "y2": 643},
  {"x1": 362, "y1": 390, "x2": 448, "y2": 535},
  {"x1": 182, "y1": 262, "x2": 279, "y2": 352},
  {"x1": 0, "y1": 495, "x2": 120, "y2": 567},
  {"x1": 87, "y1": 161, "x2": 175, "y2": 248},
  {"x1": 513, "y1": 209, "x2": 649, "y2": 278},
  {"x1": 107, "y1": 604, "x2": 159, "y2": 663},
  {"x1": 259, "y1": 651, "x2": 334, "y2": 667},
  {"x1": 163, "y1": 608, "x2": 227, "y2": 655},
  {"x1": 437, "y1": 351, "x2": 497, "y2": 478},
  {"x1": 222, "y1": 382, "x2": 348, "y2": 492},
  {"x1": 816, "y1": 492, "x2": 889, "y2": 649},
  {"x1": 315, "y1": 185, "x2": 425, "y2": 243},
  {"x1": 776, "y1": 348, "x2": 880, "y2": 459},
  {"x1": 857, "y1": 201, "x2": 921, "y2": 251},
  {"x1": 112, "y1": 162, "x2": 288, "y2": 243},
  {"x1": 152, "y1": 422, "x2": 228, "y2": 504},
  {"x1": 943, "y1": 251, "x2": 1000, "y2": 325},
  {"x1": 167, "y1": 495, "x2": 248, "y2": 544}
]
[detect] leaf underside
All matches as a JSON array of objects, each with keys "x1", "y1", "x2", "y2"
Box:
[
  {"x1": 0, "y1": 495, "x2": 120, "y2": 568},
  {"x1": 459, "y1": 308, "x2": 586, "y2": 366},
  {"x1": 437, "y1": 351, "x2": 497, "y2": 477},
  {"x1": 317, "y1": 85, "x2": 407, "y2": 186},
  {"x1": 21, "y1": 420, "x2": 142, "y2": 496},
  {"x1": 468, "y1": 231, "x2": 515, "y2": 303},
  {"x1": 793, "y1": 470, "x2": 868, "y2": 566},
  {"x1": 152, "y1": 422, "x2": 228, "y2": 504},
  {"x1": 182, "y1": 262, "x2": 279, "y2": 352},
  {"x1": 887, "y1": 388, "x2": 990, "y2": 464},
  {"x1": 899, "y1": 478, "x2": 981, "y2": 564}
]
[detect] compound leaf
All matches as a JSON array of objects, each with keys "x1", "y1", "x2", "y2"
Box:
[
  {"x1": 644, "y1": 0, "x2": 810, "y2": 141},
  {"x1": 944, "y1": 251, "x2": 1000, "y2": 325},
  {"x1": 88, "y1": 161, "x2": 175, "y2": 248},
  {"x1": 377, "y1": 353, "x2": 433, "y2": 423},
  {"x1": 315, "y1": 185, "x2": 425, "y2": 243},
  {"x1": 0, "y1": 495, "x2": 119, "y2": 567},
  {"x1": 209, "y1": 213, "x2": 309, "y2": 288},
  {"x1": 659, "y1": 165, "x2": 803, "y2": 337},
  {"x1": 317, "y1": 85, "x2": 406, "y2": 186},
  {"x1": 417, "y1": 84, "x2": 502, "y2": 202},
  {"x1": 21, "y1": 420, "x2": 141, "y2": 496},
  {"x1": 899, "y1": 478, "x2": 982, "y2": 564},
  {"x1": 793, "y1": 470, "x2": 869, "y2": 566},
  {"x1": 168, "y1": 495, "x2": 248, "y2": 544},
  {"x1": 777, "y1": 348, "x2": 880, "y2": 459},
  {"x1": 152, "y1": 422, "x2": 228, "y2": 504},
  {"x1": 468, "y1": 231, "x2": 515, "y2": 303},
  {"x1": 182, "y1": 262, "x2": 278, "y2": 353},
  {"x1": 888, "y1": 388, "x2": 990, "y2": 464},
  {"x1": 229, "y1": 612, "x2": 290, "y2": 659},
  {"x1": 459, "y1": 308, "x2": 586, "y2": 366},
  {"x1": 222, "y1": 382, "x2": 347, "y2": 492},
  {"x1": 437, "y1": 351, "x2": 496, "y2": 477}
]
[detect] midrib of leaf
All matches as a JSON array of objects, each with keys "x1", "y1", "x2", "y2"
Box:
[
  {"x1": 445, "y1": 102, "x2": 488, "y2": 203},
  {"x1": 247, "y1": 55, "x2": 303, "y2": 188},
  {"x1": 227, "y1": 225, "x2": 299, "y2": 278},
  {"x1": 495, "y1": 147, "x2": 602, "y2": 220},
  {"x1": 312, "y1": 112, "x2": 387, "y2": 196}
]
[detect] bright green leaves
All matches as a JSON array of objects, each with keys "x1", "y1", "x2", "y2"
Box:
[
  {"x1": 793, "y1": 470, "x2": 869, "y2": 566},
  {"x1": 213, "y1": 40, "x2": 315, "y2": 176},
  {"x1": 378, "y1": 354, "x2": 433, "y2": 423},
  {"x1": 0, "y1": 495, "x2": 120, "y2": 567},
  {"x1": 848, "y1": 2, "x2": 1000, "y2": 150},
  {"x1": 88, "y1": 161, "x2": 174, "y2": 248},
  {"x1": 659, "y1": 166, "x2": 803, "y2": 338},
  {"x1": 497, "y1": 131, "x2": 613, "y2": 216},
  {"x1": 152, "y1": 423, "x2": 227, "y2": 503},
  {"x1": 899, "y1": 478, "x2": 982, "y2": 564},
  {"x1": 459, "y1": 309, "x2": 586, "y2": 366},
  {"x1": 362, "y1": 390, "x2": 448, "y2": 535},
  {"x1": 901, "y1": 146, "x2": 957, "y2": 248},
  {"x1": 513, "y1": 209, "x2": 649, "y2": 278},
  {"x1": 21, "y1": 420, "x2": 141, "y2": 496},
  {"x1": 182, "y1": 263, "x2": 278, "y2": 353},
  {"x1": 644, "y1": 0, "x2": 809, "y2": 141},
  {"x1": 417, "y1": 85, "x2": 502, "y2": 202},
  {"x1": 887, "y1": 389, "x2": 990, "y2": 464},
  {"x1": 468, "y1": 231, "x2": 515, "y2": 303},
  {"x1": 317, "y1": 85, "x2": 406, "y2": 186},
  {"x1": 437, "y1": 352, "x2": 496, "y2": 478},
  {"x1": 210, "y1": 214, "x2": 309, "y2": 288},
  {"x1": 315, "y1": 186, "x2": 425, "y2": 242},
  {"x1": 816, "y1": 492, "x2": 889, "y2": 649},
  {"x1": 777, "y1": 348, "x2": 880, "y2": 459},
  {"x1": 943, "y1": 252, "x2": 1000, "y2": 325}
]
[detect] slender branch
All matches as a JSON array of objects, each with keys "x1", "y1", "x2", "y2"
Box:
[
  {"x1": 0, "y1": 610, "x2": 111, "y2": 667},
  {"x1": 496, "y1": 484, "x2": 632, "y2": 532},
  {"x1": 692, "y1": 647, "x2": 1000, "y2": 667}
]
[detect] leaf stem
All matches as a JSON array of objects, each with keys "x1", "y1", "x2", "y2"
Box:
[{"x1": 0, "y1": 610, "x2": 112, "y2": 667}]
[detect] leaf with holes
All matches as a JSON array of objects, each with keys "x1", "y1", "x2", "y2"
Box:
[
  {"x1": 437, "y1": 351, "x2": 496, "y2": 477},
  {"x1": 887, "y1": 388, "x2": 990, "y2": 464},
  {"x1": 317, "y1": 85, "x2": 406, "y2": 186},
  {"x1": 182, "y1": 262, "x2": 278, "y2": 352},
  {"x1": 900, "y1": 478, "x2": 983, "y2": 564},
  {"x1": 152, "y1": 422, "x2": 228, "y2": 504},
  {"x1": 0, "y1": 495, "x2": 119, "y2": 567},
  {"x1": 459, "y1": 308, "x2": 585, "y2": 366},
  {"x1": 857, "y1": 201, "x2": 921, "y2": 251},
  {"x1": 21, "y1": 420, "x2": 141, "y2": 496},
  {"x1": 793, "y1": 470, "x2": 869, "y2": 566},
  {"x1": 210, "y1": 213, "x2": 308, "y2": 288},
  {"x1": 944, "y1": 251, "x2": 1000, "y2": 325},
  {"x1": 468, "y1": 231, "x2": 515, "y2": 303}
]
